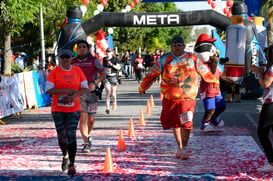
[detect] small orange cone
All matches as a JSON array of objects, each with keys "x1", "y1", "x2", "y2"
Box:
[
  {"x1": 0, "y1": 120, "x2": 6, "y2": 125},
  {"x1": 160, "y1": 92, "x2": 164, "y2": 100},
  {"x1": 139, "y1": 108, "x2": 146, "y2": 126},
  {"x1": 103, "y1": 147, "x2": 114, "y2": 173},
  {"x1": 128, "y1": 117, "x2": 136, "y2": 138},
  {"x1": 146, "y1": 100, "x2": 151, "y2": 115},
  {"x1": 117, "y1": 129, "x2": 126, "y2": 150},
  {"x1": 150, "y1": 95, "x2": 155, "y2": 108}
]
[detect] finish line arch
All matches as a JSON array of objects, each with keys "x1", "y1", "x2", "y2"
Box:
[{"x1": 57, "y1": 9, "x2": 231, "y2": 49}]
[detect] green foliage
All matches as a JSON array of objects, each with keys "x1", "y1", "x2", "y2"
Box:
[{"x1": 11, "y1": 64, "x2": 34, "y2": 73}]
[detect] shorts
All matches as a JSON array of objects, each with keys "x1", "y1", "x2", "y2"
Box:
[
  {"x1": 202, "y1": 95, "x2": 226, "y2": 111},
  {"x1": 160, "y1": 98, "x2": 196, "y2": 130},
  {"x1": 80, "y1": 92, "x2": 99, "y2": 116},
  {"x1": 103, "y1": 76, "x2": 119, "y2": 86}
]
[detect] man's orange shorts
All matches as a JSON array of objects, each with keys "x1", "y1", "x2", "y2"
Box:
[{"x1": 160, "y1": 98, "x2": 196, "y2": 130}]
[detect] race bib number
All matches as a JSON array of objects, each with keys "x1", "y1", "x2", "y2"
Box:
[
  {"x1": 57, "y1": 95, "x2": 74, "y2": 107},
  {"x1": 87, "y1": 103, "x2": 98, "y2": 113},
  {"x1": 179, "y1": 111, "x2": 193, "y2": 125}
]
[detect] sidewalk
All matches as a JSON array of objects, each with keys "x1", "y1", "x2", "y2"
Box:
[{"x1": 0, "y1": 77, "x2": 272, "y2": 180}]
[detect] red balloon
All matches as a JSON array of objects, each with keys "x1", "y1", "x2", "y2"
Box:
[
  {"x1": 226, "y1": 0, "x2": 233, "y2": 7},
  {"x1": 207, "y1": 0, "x2": 212, "y2": 5},
  {"x1": 101, "y1": 0, "x2": 107, "y2": 6},
  {"x1": 129, "y1": 2, "x2": 135, "y2": 8},
  {"x1": 211, "y1": 2, "x2": 216, "y2": 9},
  {"x1": 223, "y1": 7, "x2": 228, "y2": 14},
  {"x1": 134, "y1": 0, "x2": 140, "y2": 4},
  {"x1": 227, "y1": 12, "x2": 232, "y2": 18},
  {"x1": 82, "y1": 0, "x2": 90, "y2": 6}
]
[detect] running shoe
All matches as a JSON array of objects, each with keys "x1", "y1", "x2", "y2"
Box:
[
  {"x1": 61, "y1": 158, "x2": 68, "y2": 171},
  {"x1": 81, "y1": 144, "x2": 91, "y2": 153},
  {"x1": 112, "y1": 103, "x2": 117, "y2": 110},
  {"x1": 67, "y1": 165, "x2": 76, "y2": 176},
  {"x1": 200, "y1": 122, "x2": 215, "y2": 132},
  {"x1": 211, "y1": 117, "x2": 224, "y2": 127},
  {"x1": 105, "y1": 109, "x2": 110, "y2": 114},
  {"x1": 88, "y1": 136, "x2": 92, "y2": 146}
]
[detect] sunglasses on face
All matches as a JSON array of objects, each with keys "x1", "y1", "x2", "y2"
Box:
[
  {"x1": 172, "y1": 43, "x2": 184, "y2": 47},
  {"x1": 60, "y1": 54, "x2": 71, "y2": 59}
]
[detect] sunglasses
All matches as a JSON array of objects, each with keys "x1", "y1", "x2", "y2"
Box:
[
  {"x1": 60, "y1": 54, "x2": 71, "y2": 59},
  {"x1": 172, "y1": 43, "x2": 184, "y2": 47}
]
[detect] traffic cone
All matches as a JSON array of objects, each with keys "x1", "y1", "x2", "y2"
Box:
[
  {"x1": 160, "y1": 92, "x2": 164, "y2": 100},
  {"x1": 103, "y1": 147, "x2": 114, "y2": 173},
  {"x1": 146, "y1": 100, "x2": 151, "y2": 115},
  {"x1": 128, "y1": 117, "x2": 136, "y2": 138},
  {"x1": 117, "y1": 129, "x2": 126, "y2": 150},
  {"x1": 150, "y1": 95, "x2": 155, "y2": 108},
  {"x1": 0, "y1": 120, "x2": 6, "y2": 125},
  {"x1": 139, "y1": 108, "x2": 146, "y2": 126}
]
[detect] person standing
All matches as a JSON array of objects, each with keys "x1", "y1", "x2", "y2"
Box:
[
  {"x1": 249, "y1": 44, "x2": 273, "y2": 172},
  {"x1": 139, "y1": 36, "x2": 219, "y2": 159},
  {"x1": 122, "y1": 51, "x2": 132, "y2": 79},
  {"x1": 134, "y1": 53, "x2": 144, "y2": 83},
  {"x1": 72, "y1": 40, "x2": 106, "y2": 153},
  {"x1": 103, "y1": 48, "x2": 121, "y2": 114},
  {"x1": 45, "y1": 48, "x2": 89, "y2": 175}
]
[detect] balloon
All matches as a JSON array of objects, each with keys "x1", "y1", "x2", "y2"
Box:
[
  {"x1": 226, "y1": 0, "x2": 233, "y2": 7},
  {"x1": 80, "y1": 5, "x2": 87, "y2": 16},
  {"x1": 134, "y1": 0, "x2": 140, "y2": 4},
  {"x1": 121, "y1": 9, "x2": 127, "y2": 13},
  {"x1": 108, "y1": 28, "x2": 113, "y2": 34},
  {"x1": 100, "y1": 0, "x2": 107, "y2": 6},
  {"x1": 82, "y1": 0, "x2": 90, "y2": 6},
  {"x1": 227, "y1": 12, "x2": 232, "y2": 17},
  {"x1": 125, "y1": 5, "x2": 132, "y2": 12},
  {"x1": 87, "y1": 35, "x2": 94, "y2": 45},
  {"x1": 97, "y1": 4, "x2": 104, "y2": 12},
  {"x1": 129, "y1": 2, "x2": 135, "y2": 8},
  {"x1": 223, "y1": 7, "x2": 228, "y2": 14},
  {"x1": 94, "y1": 10, "x2": 100, "y2": 15},
  {"x1": 211, "y1": 2, "x2": 216, "y2": 9},
  {"x1": 207, "y1": 0, "x2": 212, "y2": 5}
]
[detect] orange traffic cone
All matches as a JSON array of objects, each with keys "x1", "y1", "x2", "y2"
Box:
[
  {"x1": 0, "y1": 120, "x2": 6, "y2": 125},
  {"x1": 139, "y1": 108, "x2": 146, "y2": 126},
  {"x1": 128, "y1": 117, "x2": 136, "y2": 138},
  {"x1": 150, "y1": 95, "x2": 155, "y2": 108},
  {"x1": 117, "y1": 129, "x2": 126, "y2": 150},
  {"x1": 160, "y1": 92, "x2": 164, "y2": 100},
  {"x1": 146, "y1": 100, "x2": 151, "y2": 115},
  {"x1": 103, "y1": 147, "x2": 114, "y2": 173}
]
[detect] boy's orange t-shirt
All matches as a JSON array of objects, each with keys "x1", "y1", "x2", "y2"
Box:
[{"x1": 46, "y1": 65, "x2": 87, "y2": 112}]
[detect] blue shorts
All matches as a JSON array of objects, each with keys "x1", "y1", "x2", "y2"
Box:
[{"x1": 202, "y1": 95, "x2": 226, "y2": 111}]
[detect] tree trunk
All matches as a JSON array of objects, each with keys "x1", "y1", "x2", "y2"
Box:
[{"x1": 3, "y1": 32, "x2": 12, "y2": 75}]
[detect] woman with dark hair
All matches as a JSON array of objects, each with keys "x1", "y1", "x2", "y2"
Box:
[{"x1": 249, "y1": 44, "x2": 273, "y2": 172}]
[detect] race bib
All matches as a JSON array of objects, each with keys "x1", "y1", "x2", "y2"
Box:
[
  {"x1": 179, "y1": 111, "x2": 193, "y2": 125},
  {"x1": 87, "y1": 103, "x2": 98, "y2": 113},
  {"x1": 57, "y1": 95, "x2": 74, "y2": 107}
]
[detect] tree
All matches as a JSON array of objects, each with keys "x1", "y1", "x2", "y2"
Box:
[{"x1": 260, "y1": 0, "x2": 273, "y2": 46}]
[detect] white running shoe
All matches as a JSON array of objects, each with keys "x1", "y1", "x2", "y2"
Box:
[{"x1": 200, "y1": 122, "x2": 216, "y2": 132}]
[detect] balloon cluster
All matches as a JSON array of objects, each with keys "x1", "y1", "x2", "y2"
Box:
[
  {"x1": 94, "y1": 0, "x2": 109, "y2": 15},
  {"x1": 121, "y1": 0, "x2": 140, "y2": 13},
  {"x1": 207, "y1": 0, "x2": 233, "y2": 17},
  {"x1": 94, "y1": 30, "x2": 108, "y2": 63}
]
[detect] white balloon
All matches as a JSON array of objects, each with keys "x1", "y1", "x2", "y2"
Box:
[
  {"x1": 108, "y1": 28, "x2": 114, "y2": 34},
  {"x1": 94, "y1": 10, "x2": 100, "y2": 16},
  {"x1": 87, "y1": 36, "x2": 93, "y2": 45},
  {"x1": 97, "y1": 4, "x2": 104, "y2": 12},
  {"x1": 80, "y1": 5, "x2": 87, "y2": 16},
  {"x1": 121, "y1": 9, "x2": 127, "y2": 13},
  {"x1": 125, "y1": 5, "x2": 132, "y2": 12}
]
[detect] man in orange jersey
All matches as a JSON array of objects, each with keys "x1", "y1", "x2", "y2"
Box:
[{"x1": 139, "y1": 36, "x2": 219, "y2": 160}]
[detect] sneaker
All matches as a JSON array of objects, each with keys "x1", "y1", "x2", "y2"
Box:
[
  {"x1": 105, "y1": 109, "x2": 110, "y2": 114},
  {"x1": 257, "y1": 163, "x2": 273, "y2": 172},
  {"x1": 175, "y1": 148, "x2": 189, "y2": 160},
  {"x1": 112, "y1": 103, "x2": 117, "y2": 110},
  {"x1": 88, "y1": 136, "x2": 92, "y2": 146},
  {"x1": 67, "y1": 164, "x2": 76, "y2": 176},
  {"x1": 61, "y1": 158, "x2": 69, "y2": 171},
  {"x1": 200, "y1": 122, "x2": 215, "y2": 132},
  {"x1": 211, "y1": 117, "x2": 224, "y2": 127},
  {"x1": 81, "y1": 143, "x2": 91, "y2": 153}
]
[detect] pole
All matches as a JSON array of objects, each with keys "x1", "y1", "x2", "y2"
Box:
[{"x1": 40, "y1": 3, "x2": 46, "y2": 70}]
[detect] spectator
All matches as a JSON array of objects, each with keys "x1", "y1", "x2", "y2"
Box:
[
  {"x1": 134, "y1": 53, "x2": 144, "y2": 83},
  {"x1": 14, "y1": 52, "x2": 24, "y2": 69},
  {"x1": 122, "y1": 51, "x2": 132, "y2": 79}
]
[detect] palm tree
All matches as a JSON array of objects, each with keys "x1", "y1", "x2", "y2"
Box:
[{"x1": 260, "y1": 0, "x2": 273, "y2": 46}]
